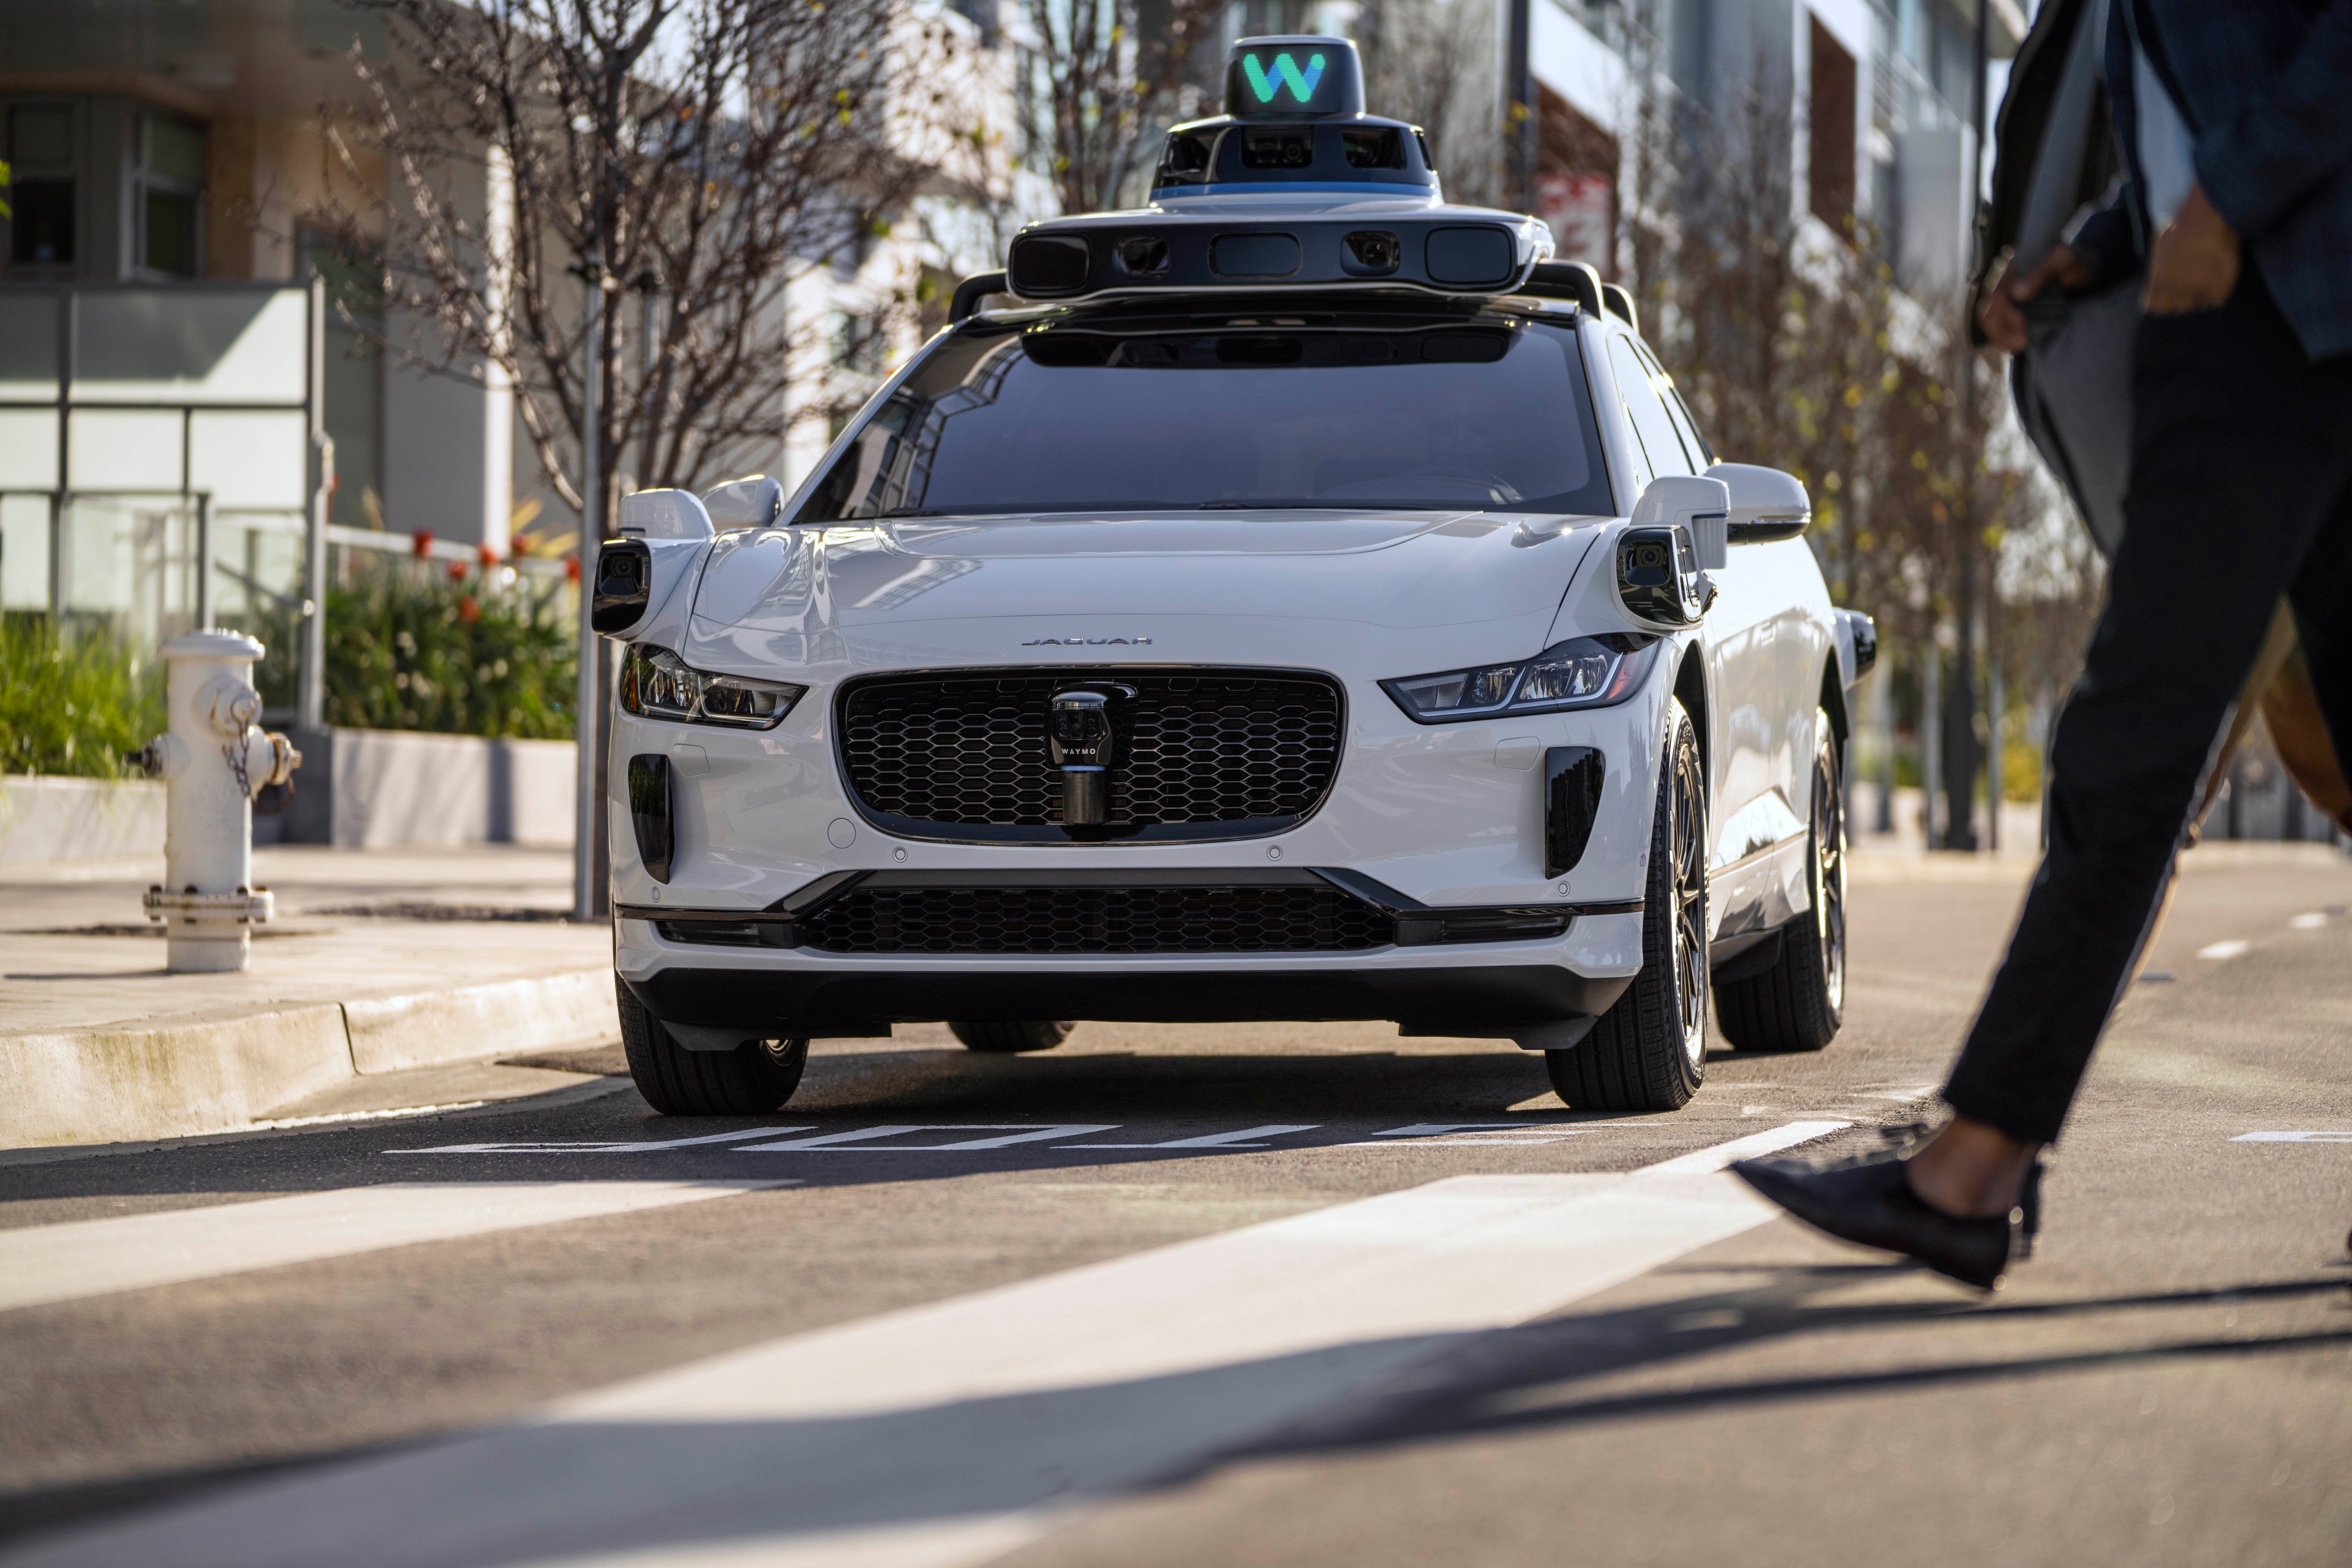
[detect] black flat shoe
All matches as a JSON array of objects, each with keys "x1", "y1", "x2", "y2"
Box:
[
  {"x1": 1767, "y1": 1134, "x2": 2046, "y2": 1258},
  {"x1": 1732, "y1": 1155, "x2": 2018, "y2": 1291}
]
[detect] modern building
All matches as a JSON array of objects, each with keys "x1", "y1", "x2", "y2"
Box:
[
  {"x1": 1520, "y1": 0, "x2": 2027, "y2": 301},
  {"x1": 0, "y1": 0, "x2": 1015, "y2": 690}
]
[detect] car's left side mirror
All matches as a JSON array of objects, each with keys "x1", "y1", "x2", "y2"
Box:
[{"x1": 1706, "y1": 462, "x2": 1811, "y2": 544}]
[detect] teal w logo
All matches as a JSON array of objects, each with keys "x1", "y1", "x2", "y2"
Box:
[{"x1": 1242, "y1": 51, "x2": 1327, "y2": 105}]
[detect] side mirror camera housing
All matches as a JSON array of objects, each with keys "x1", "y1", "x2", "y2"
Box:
[
  {"x1": 1706, "y1": 462, "x2": 1811, "y2": 543},
  {"x1": 1617, "y1": 525, "x2": 1709, "y2": 627},
  {"x1": 592, "y1": 538, "x2": 653, "y2": 635}
]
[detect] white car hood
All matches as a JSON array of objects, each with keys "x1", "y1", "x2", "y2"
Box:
[{"x1": 682, "y1": 509, "x2": 1607, "y2": 675}]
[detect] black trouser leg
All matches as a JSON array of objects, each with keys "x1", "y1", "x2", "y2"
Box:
[{"x1": 1944, "y1": 272, "x2": 2352, "y2": 1145}]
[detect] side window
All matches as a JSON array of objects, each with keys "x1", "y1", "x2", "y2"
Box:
[
  {"x1": 1662, "y1": 385, "x2": 1713, "y2": 469},
  {"x1": 1636, "y1": 342, "x2": 1714, "y2": 466},
  {"x1": 1607, "y1": 336, "x2": 1694, "y2": 483}
]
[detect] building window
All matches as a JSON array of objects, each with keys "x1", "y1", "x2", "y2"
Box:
[
  {"x1": 1809, "y1": 16, "x2": 1858, "y2": 232},
  {"x1": 6, "y1": 104, "x2": 77, "y2": 268},
  {"x1": 135, "y1": 111, "x2": 206, "y2": 278}
]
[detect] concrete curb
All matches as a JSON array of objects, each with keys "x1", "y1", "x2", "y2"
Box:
[{"x1": 0, "y1": 969, "x2": 617, "y2": 1149}]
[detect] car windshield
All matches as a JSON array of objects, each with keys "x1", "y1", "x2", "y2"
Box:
[{"x1": 794, "y1": 306, "x2": 1613, "y2": 520}]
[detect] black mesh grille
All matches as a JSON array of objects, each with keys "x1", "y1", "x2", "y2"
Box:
[
  {"x1": 797, "y1": 883, "x2": 1391, "y2": 954},
  {"x1": 838, "y1": 669, "x2": 1342, "y2": 837}
]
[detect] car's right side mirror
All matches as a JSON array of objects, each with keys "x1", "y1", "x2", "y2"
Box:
[{"x1": 1706, "y1": 462, "x2": 1811, "y2": 543}]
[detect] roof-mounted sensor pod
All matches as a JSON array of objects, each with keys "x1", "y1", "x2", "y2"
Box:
[
  {"x1": 991, "y1": 32, "x2": 1556, "y2": 307},
  {"x1": 1224, "y1": 35, "x2": 1366, "y2": 119}
]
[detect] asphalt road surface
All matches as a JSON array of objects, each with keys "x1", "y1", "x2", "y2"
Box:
[{"x1": 2, "y1": 849, "x2": 2347, "y2": 1566}]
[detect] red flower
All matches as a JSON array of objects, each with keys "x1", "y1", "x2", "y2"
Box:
[
  {"x1": 565, "y1": 555, "x2": 582, "y2": 583},
  {"x1": 412, "y1": 530, "x2": 435, "y2": 558},
  {"x1": 448, "y1": 559, "x2": 469, "y2": 581},
  {"x1": 458, "y1": 595, "x2": 481, "y2": 624},
  {"x1": 478, "y1": 543, "x2": 500, "y2": 568}
]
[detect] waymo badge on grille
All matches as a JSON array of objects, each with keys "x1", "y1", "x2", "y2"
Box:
[{"x1": 1021, "y1": 636, "x2": 1153, "y2": 646}]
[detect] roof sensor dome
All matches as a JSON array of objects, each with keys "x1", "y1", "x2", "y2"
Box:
[{"x1": 1223, "y1": 36, "x2": 1365, "y2": 119}]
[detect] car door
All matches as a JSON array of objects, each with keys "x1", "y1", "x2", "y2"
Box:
[{"x1": 1607, "y1": 335, "x2": 1777, "y2": 930}]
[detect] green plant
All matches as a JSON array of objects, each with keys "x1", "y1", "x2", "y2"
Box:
[
  {"x1": 0, "y1": 615, "x2": 163, "y2": 778},
  {"x1": 253, "y1": 557, "x2": 577, "y2": 739}
]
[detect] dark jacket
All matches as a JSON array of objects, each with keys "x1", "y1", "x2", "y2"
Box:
[{"x1": 2073, "y1": 0, "x2": 2352, "y2": 361}]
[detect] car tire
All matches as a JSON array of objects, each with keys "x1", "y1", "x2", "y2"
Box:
[
  {"x1": 1547, "y1": 699, "x2": 1709, "y2": 1112},
  {"x1": 618, "y1": 984, "x2": 809, "y2": 1115},
  {"x1": 1714, "y1": 708, "x2": 1845, "y2": 1054},
  {"x1": 949, "y1": 1020, "x2": 1076, "y2": 1054}
]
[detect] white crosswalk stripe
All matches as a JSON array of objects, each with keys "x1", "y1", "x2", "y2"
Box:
[
  {"x1": 9, "y1": 1121, "x2": 1845, "y2": 1568},
  {"x1": 0, "y1": 1182, "x2": 783, "y2": 1314}
]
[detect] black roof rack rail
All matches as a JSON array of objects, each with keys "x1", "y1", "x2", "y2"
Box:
[
  {"x1": 1517, "y1": 260, "x2": 1602, "y2": 315},
  {"x1": 1600, "y1": 282, "x2": 1639, "y2": 331},
  {"x1": 949, "y1": 271, "x2": 1009, "y2": 324}
]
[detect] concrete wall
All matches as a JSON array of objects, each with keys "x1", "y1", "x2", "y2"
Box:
[
  {"x1": 259, "y1": 727, "x2": 576, "y2": 850},
  {"x1": 0, "y1": 775, "x2": 165, "y2": 862}
]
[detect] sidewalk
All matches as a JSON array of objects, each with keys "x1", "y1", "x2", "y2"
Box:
[{"x1": 1, "y1": 846, "x2": 619, "y2": 1150}]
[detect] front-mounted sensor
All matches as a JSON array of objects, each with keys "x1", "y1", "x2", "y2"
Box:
[
  {"x1": 1342, "y1": 230, "x2": 1400, "y2": 275},
  {"x1": 1008, "y1": 233, "x2": 1090, "y2": 296},
  {"x1": 1116, "y1": 236, "x2": 1169, "y2": 276}
]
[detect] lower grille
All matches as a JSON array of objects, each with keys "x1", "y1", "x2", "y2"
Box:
[{"x1": 796, "y1": 883, "x2": 1392, "y2": 955}]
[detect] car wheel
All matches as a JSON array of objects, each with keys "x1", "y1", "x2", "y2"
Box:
[
  {"x1": 1547, "y1": 698, "x2": 1708, "y2": 1112},
  {"x1": 1714, "y1": 707, "x2": 1845, "y2": 1053},
  {"x1": 949, "y1": 1020, "x2": 1076, "y2": 1054},
  {"x1": 618, "y1": 984, "x2": 809, "y2": 1115}
]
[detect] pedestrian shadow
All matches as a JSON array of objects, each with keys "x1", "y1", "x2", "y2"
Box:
[{"x1": 1227, "y1": 1270, "x2": 2352, "y2": 1465}]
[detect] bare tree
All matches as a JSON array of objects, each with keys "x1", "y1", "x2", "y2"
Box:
[
  {"x1": 1023, "y1": 0, "x2": 1231, "y2": 213},
  {"x1": 1357, "y1": 0, "x2": 1496, "y2": 204},
  {"x1": 343, "y1": 0, "x2": 984, "y2": 530}
]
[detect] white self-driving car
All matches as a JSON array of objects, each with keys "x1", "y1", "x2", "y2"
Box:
[{"x1": 590, "y1": 36, "x2": 1874, "y2": 1118}]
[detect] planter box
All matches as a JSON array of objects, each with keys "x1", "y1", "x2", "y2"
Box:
[
  {"x1": 260, "y1": 727, "x2": 576, "y2": 849},
  {"x1": 0, "y1": 775, "x2": 167, "y2": 862}
]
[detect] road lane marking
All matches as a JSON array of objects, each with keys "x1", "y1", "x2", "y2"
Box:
[
  {"x1": 2198, "y1": 940, "x2": 2252, "y2": 960},
  {"x1": 1339, "y1": 1121, "x2": 1594, "y2": 1147},
  {"x1": 733, "y1": 1125, "x2": 1120, "y2": 1152},
  {"x1": 0, "y1": 1182, "x2": 783, "y2": 1315},
  {"x1": 13, "y1": 1122, "x2": 1847, "y2": 1568},
  {"x1": 2232, "y1": 1131, "x2": 2352, "y2": 1142},
  {"x1": 395, "y1": 1128, "x2": 817, "y2": 1155},
  {"x1": 2290, "y1": 912, "x2": 2329, "y2": 930},
  {"x1": 1064, "y1": 1125, "x2": 1323, "y2": 1149}
]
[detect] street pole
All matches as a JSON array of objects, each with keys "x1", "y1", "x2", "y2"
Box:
[
  {"x1": 300, "y1": 276, "x2": 330, "y2": 734},
  {"x1": 571, "y1": 259, "x2": 605, "y2": 924},
  {"x1": 636, "y1": 271, "x2": 660, "y2": 488},
  {"x1": 1506, "y1": 0, "x2": 1536, "y2": 214},
  {"x1": 1987, "y1": 595, "x2": 2003, "y2": 853},
  {"x1": 1923, "y1": 631, "x2": 1942, "y2": 848}
]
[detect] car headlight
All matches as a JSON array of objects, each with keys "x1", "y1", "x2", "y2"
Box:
[
  {"x1": 618, "y1": 644, "x2": 805, "y2": 729},
  {"x1": 1381, "y1": 633, "x2": 1660, "y2": 723}
]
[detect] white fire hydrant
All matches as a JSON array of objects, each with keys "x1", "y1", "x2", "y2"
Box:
[{"x1": 135, "y1": 631, "x2": 301, "y2": 973}]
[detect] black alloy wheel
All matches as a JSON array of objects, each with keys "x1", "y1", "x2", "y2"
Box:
[
  {"x1": 1715, "y1": 706, "x2": 1846, "y2": 1052},
  {"x1": 619, "y1": 984, "x2": 810, "y2": 1114},
  {"x1": 1548, "y1": 698, "x2": 1709, "y2": 1111}
]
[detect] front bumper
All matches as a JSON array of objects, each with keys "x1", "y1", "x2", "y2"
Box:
[
  {"x1": 622, "y1": 952, "x2": 1634, "y2": 1039},
  {"x1": 616, "y1": 865, "x2": 1643, "y2": 1041}
]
